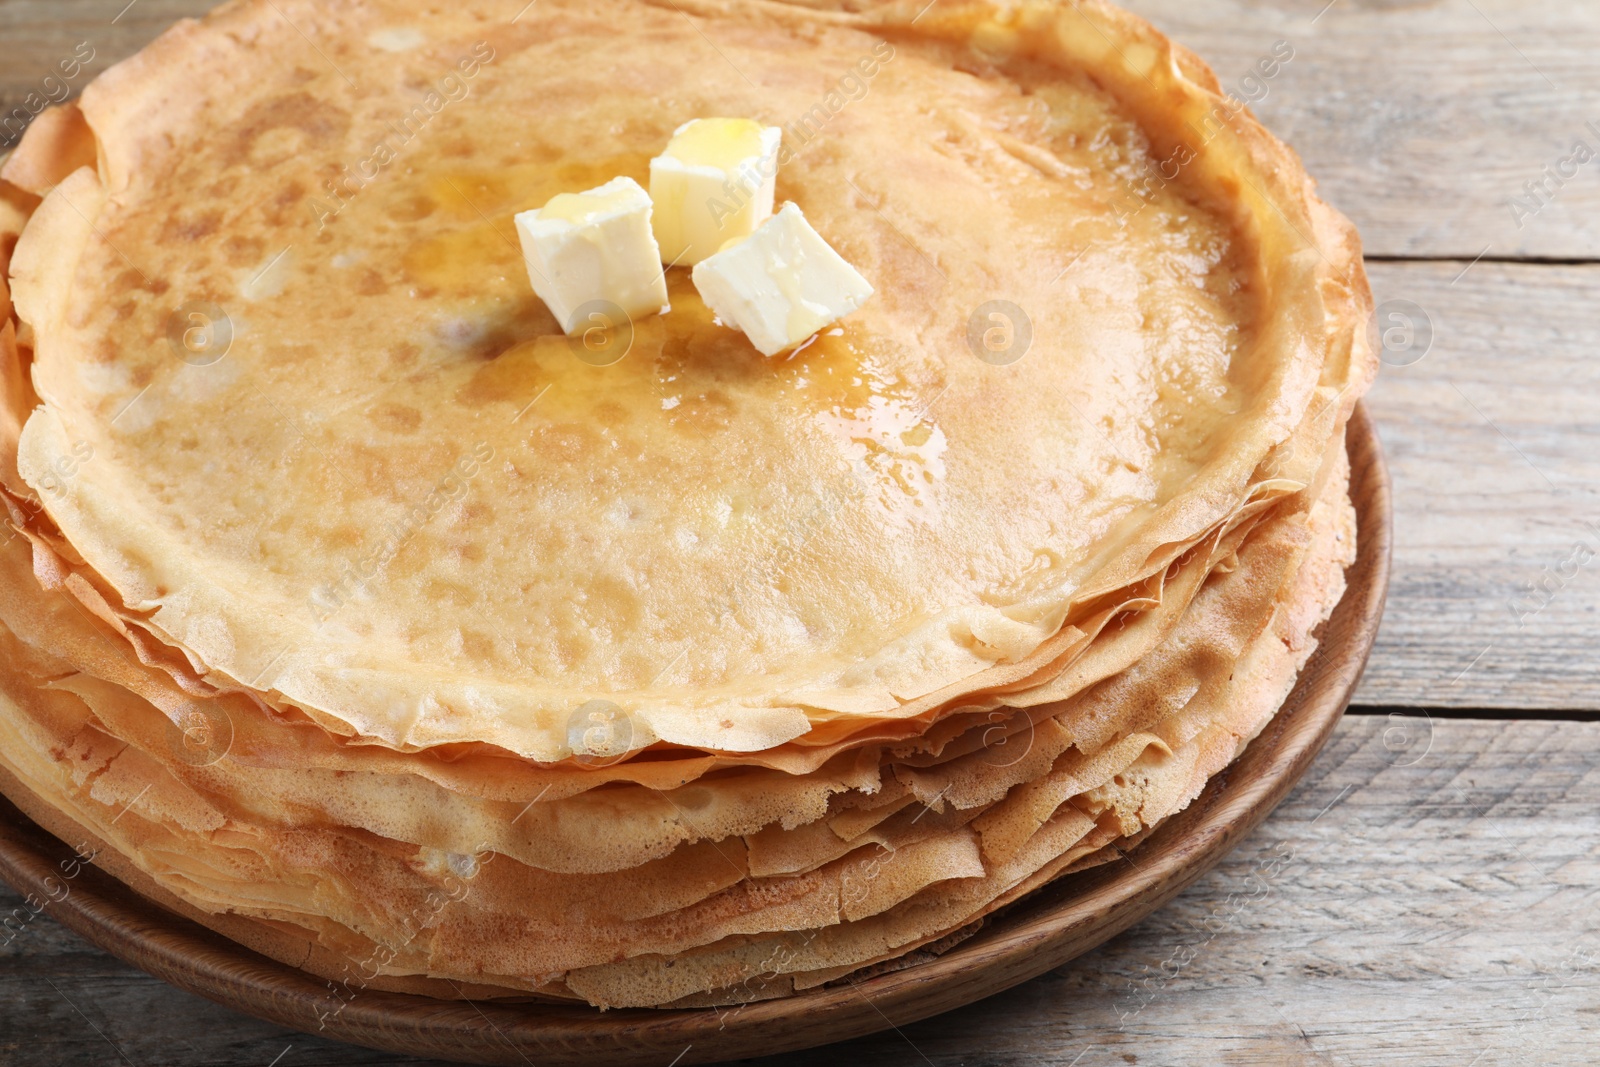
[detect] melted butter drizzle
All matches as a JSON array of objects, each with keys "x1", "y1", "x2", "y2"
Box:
[{"x1": 395, "y1": 162, "x2": 946, "y2": 523}]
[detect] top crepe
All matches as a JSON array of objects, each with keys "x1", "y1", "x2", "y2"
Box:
[{"x1": 7, "y1": 0, "x2": 1367, "y2": 760}]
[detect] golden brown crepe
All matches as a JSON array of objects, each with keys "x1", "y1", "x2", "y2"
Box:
[
  {"x1": 0, "y1": 439, "x2": 1354, "y2": 1004},
  {"x1": 9, "y1": 0, "x2": 1365, "y2": 761},
  {"x1": 0, "y1": 0, "x2": 1373, "y2": 1010}
]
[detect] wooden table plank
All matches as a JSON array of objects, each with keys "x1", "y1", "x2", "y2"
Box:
[
  {"x1": 1357, "y1": 261, "x2": 1600, "y2": 710},
  {"x1": 1123, "y1": 0, "x2": 1600, "y2": 260},
  {"x1": 3, "y1": 716, "x2": 1594, "y2": 1065}
]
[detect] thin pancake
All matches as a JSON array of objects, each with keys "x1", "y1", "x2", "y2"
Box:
[
  {"x1": 9, "y1": 0, "x2": 1368, "y2": 759},
  {"x1": 0, "y1": 441, "x2": 1352, "y2": 997}
]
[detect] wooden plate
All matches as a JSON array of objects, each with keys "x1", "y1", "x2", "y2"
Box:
[{"x1": 0, "y1": 404, "x2": 1391, "y2": 1066}]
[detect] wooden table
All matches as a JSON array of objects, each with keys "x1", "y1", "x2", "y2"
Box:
[{"x1": 3, "y1": 1, "x2": 1598, "y2": 1063}]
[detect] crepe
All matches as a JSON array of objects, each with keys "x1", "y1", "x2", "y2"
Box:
[
  {"x1": 0, "y1": 0, "x2": 1374, "y2": 1012},
  {"x1": 6, "y1": 0, "x2": 1366, "y2": 761},
  {"x1": 0, "y1": 436, "x2": 1353, "y2": 1002}
]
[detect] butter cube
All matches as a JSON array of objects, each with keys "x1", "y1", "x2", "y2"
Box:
[
  {"x1": 690, "y1": 202, "x2": 873, "y2": 356},
  {"x1": 513, "y1": 176, "x2": 670, "y2": 334},
  {"x1": 650, "y1": 118, "x2": 782, "y2": 266}
]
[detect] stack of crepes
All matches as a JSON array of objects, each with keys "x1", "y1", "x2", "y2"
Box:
[{"x1": 0, "y1": 0, "x2": 1372, "y2": 1008}]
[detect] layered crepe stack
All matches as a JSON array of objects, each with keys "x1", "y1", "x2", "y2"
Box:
[{"x1": 0, "y1": 0, "x2": 1372, "y2": 1008}]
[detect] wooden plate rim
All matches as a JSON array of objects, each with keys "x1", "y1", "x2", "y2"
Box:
[{"x1": 0, "y1": 403, "x2": 1391, "y2": 1066}]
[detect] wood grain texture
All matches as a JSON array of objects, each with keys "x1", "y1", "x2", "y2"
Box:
[
  {"x1": 0, "y1": 415, "x2": 1387, "y2": 1065},
  {"x1": 6, "y1": 714, "x2": 1595, "y2": 1067},
  {"x1": 1357, "y1": 261, "x2": 1600, "y2": 710},
  {"x1": 1121, "y1": 0, "x2": 1600, "y2": 259}
]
